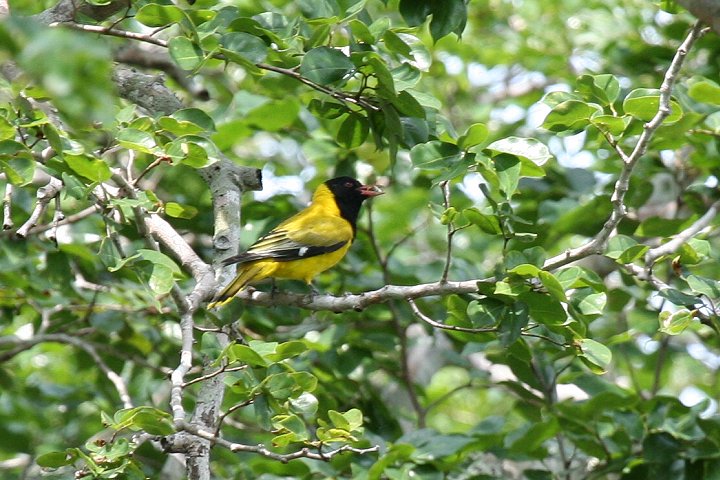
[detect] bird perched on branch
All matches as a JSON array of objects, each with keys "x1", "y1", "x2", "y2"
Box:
[{"x1": 208, "y1": 176, "x2": 384, "y2": 308}]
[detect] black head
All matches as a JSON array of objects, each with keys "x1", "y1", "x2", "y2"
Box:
[{"x1": 324, "y1": 176, "x2": 383, "y2": 234}]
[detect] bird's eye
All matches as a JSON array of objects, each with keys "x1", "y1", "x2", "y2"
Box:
[{"x1": 344, "y1": 181, "x2": 354, "y2": 188}]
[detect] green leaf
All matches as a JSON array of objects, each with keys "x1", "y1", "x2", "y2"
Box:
[
  {"x1": 349, "y1": 18, "x2": 375, "y2": 43},
  {"x1": 590, "y1": 113, "x2": 631, "y2": 136},
  {"x1": 299, "y1": 46, "x2": 354, "y2": 85},
  {"x1": 117, "y1": 128, "x2": 157, "y2": 154},
  {"x1": 463, "y1": 207, "x2": 502, "y2": 235},
  {"x1": 169, "y1": 37, "x2": 205, "y2": 70},
  {"x1": 393, "y1": 90, "x2": 425, "y2": 117},
  {"x1": 64, "y1": 154, "x2": 112, "y2": 182},
  {"x1": 577, "y1": 338, "x2": 612, "y2": 371},
  {"x1": 508, "y1": 263, "x2": 541, "y2": 277},
  {"x1": 623, "y1": 88, "x2": 683, "y2": 123},
  {"x1": 220, "y1": 32, "x2": 268, "y2": 65},
  {"x1": 458, "y1": 123, "x2": 489, "y2": 150},
  {"x1": 688, "y1": 76, "x2": 720, "y2": 106},
  {"x1": 392, "y1": 63, "x2": 422, "y2": 91},
  {"x1": 429, "y1": 0, "x2": 467, "y2": 41},
  {"x1": 36, "y1": 450, "x2": 77, "y2": 468},
  {"x1": 606, "y1": 235, "x2": 648, "y2": 263},
  {"x1": 493, "y1": 153, "x2": 521, "y2": 198},
  {"x1": 328, "y1": 409, "x2": 350, "y2": 430},
  {"x1": 508, "y1": 418, "x2": 559, "y2": 453},
  {"x1": 409, "y1": 140, "x2": 462, "y2": 169},
  {"x1": 131, "y1": 410, "x2": 174, "y2": 435},
  {"x1": 519, "y1": 291, "x2": 566, "y2": 325},
  {"x1": 575, "y1": 291, "x2": 607, "y2": 317},
  {"x1": 0, "y1": 141, "x2": 34, "y2": 185},
  {"x1": 164, "y1": 135, "x2": 210, "y2": 168},
  {"x1": 135, "y1": 4, "x2": 185, "y2": 27},
  {"x1": 539, "y1": 271, "x2": 568, "y2": 302},
  {"x1": 382, "y1": 30, "x2": 413, "y2": 59},
  {"x1": 164, "y1": 202, "x2": 198, "y2": 219},
  {"x1": 399, "y1": 0, "x2": 430, "y2": 26},
  {"x1": 228, "y1": 344, "x2": 268, "y2": 367},
  {"x1": 643, "y1": 432, "x2": 682, "y2": 463},
  {"x1": 576, "y1": 73, "x2": 620, "y2": 105},
  {"x1": 686, "y1": 275, "x2": 720, "y2": 298},
  {"x1": 158, "y1": 108, "x2": 215, "y2": 136},
  {"x1": 486, "y1": 137, "x2": 551, "y2": 176},
  {"x1": 659, "y1": 309, "x2": 695, "y2": 335},
  {"x1": 342, "y1": 408, "x2": 364, "y2": 431},
  {"x1": 272, "y1": 413, "x2": 308, "y2": 437},
  {"x1": 542, "y1": 100, "x2": 600, "y2": 133},
  {"x1": 337, "y1": 114, "x2": 369, "y2": 148},
  {"x1": 0, "y1": 117, "x2": 14, "y2": 140}
]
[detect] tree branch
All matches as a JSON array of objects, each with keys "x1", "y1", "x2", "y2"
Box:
[
  {"x1": 234, "y1": 279, "x2": 492, "y2": 312},
  {"x1": 644, "y1": 198, "x2": 720, "y2": 266},
  {"x1": 408, "y1": 298, "x2": 498, "y2": 333},
  {"x1": 15, "y1": 176, "x2": 63, "y2": 238},
  {"x1": 175, "y1": 421, "x2": 380, "y2": 462},
  {"x1": 543, "y1": 21, "x2": 707, "y2": 271}
]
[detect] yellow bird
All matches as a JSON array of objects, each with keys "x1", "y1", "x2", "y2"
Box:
[{"x1": 208, "y1": 176, "x2": 383, "y2": 308}]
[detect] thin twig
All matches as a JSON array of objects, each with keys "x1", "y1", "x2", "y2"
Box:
[
  {"x1": 51, "y1": 21, "x2": 381, "y2": 114},
  {"x1": 50, "y1": 21, "x2": 169, "y2": 47},
  {"x1": 408, "y1": 298, "x2": 498, "y2": 333},
  {"x1": 176, "y1": 420, "x2": 379, "y2": 462},
  {"x1": 182, "y1": 365, "x2": 247, "y2": 388},
  {"x1": 440, "y1": 181, "x2": 454, "y2": 283}
]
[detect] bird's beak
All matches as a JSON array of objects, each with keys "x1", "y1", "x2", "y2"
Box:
[{"x1": 357, "y1": 184, "x2": 384, "y2": 197}]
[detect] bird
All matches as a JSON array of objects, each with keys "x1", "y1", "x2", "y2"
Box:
[{"x1": 208, "y1": 176, "x2": 384, "y2": 308}]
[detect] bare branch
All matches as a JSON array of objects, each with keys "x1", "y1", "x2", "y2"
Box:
[
  {"x1": 15, "y1": 176, "x2": 63, "y2": 238},
  {"x1": 113, "y1": 65, "x2": 183, "y2": 116},
  {"x1": 2, "y1": 183, "x2": 12, "y2": 230},
  {"x1": 645, "y1": 199, "x2": 720, "y2": 266},
  {"x1": 233, "y1": 279, "x2": 492, "y2": 312},
  {"x1": 33, "y1": 0, "x2": 129, "y2": 24},
  {"x1": 170, "y1": 311, "x2": 194, "y2": 425}
]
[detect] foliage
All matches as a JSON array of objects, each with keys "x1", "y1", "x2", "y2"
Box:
[{"x1": 1, "y1": 0, "x2": 720, "y2": 479}]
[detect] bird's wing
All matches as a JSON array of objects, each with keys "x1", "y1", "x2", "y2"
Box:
[{"x1": 222, "y1": 214, "x2": 352, "y2": 266}]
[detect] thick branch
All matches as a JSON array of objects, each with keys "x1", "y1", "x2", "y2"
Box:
[
  {"x1": 113, "y1": 65, "x2": 183, "y2": 116},
  {"x1": 234, "y1": 279, "x2": 491, "y2": 312},
  {"x1": 33, "y1": 0, "x2": 129, "y2": 24}
]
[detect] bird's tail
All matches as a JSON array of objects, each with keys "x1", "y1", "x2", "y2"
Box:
[{"x1": 208, "y1": 264, "x2": 263, "y2": 309}]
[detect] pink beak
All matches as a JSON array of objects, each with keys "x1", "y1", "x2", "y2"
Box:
[{"x1": 357, "y1": 184, "x2": 384, "y2": 197}]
